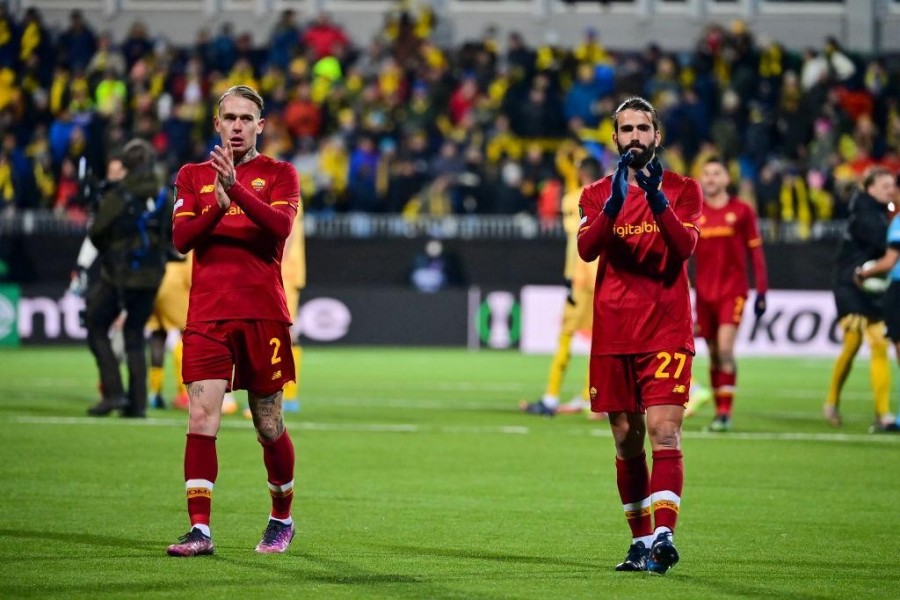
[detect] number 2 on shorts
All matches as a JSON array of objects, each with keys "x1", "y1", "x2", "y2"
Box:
[{"x1": 269, "y1": 337, "x2": 282, "y2": 365}]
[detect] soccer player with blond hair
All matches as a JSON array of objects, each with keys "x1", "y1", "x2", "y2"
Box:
[{"x1": 166, "y1": 85, "x2": 301, "y2": 557}]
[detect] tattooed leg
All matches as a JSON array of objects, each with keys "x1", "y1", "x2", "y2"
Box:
[
  {"x1": 187, "y1": 379, "x2": 228, "y2": 436},
  {"x1": 248, "y1": 390, "x2": 285, "y2": 441}
]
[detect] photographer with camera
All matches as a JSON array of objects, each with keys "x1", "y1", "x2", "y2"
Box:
[
  {"x1": 69, "y1": 155, "x2": 125, "y2": 297},
  {"x1": 85, "y1": 139, "x2": 171, "y2": 418}
]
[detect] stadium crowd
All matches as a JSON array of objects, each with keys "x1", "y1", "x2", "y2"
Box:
[{"x1": 0, "y1": 4, "x2": 897, "y2": 236}]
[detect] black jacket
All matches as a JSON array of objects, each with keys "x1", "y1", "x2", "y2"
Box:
[
  {"x1": 834, "y1": 190, "x2": 890, "y2": 287},
  {"x1": 89, "y1": 171, "x2": 172, "y2": 290}
]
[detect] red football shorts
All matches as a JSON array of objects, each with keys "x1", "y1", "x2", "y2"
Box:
[
  {"x1": 182, "y1": 320, "x2": 295, "y2": 396},
  {"x1": 589, "y1": 350, "x2": 693, "y2": 413},
  {"x1": 695, "y1": 295, "x2": 746, "y2": 339}
]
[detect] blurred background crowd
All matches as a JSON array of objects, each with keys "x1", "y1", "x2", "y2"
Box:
[{"x1": 0, "y1": 3, "x2": 897, "y2": 238}]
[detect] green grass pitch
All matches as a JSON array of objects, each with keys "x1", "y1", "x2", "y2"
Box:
[{"x1": 1, "y1": 346, "x2": 898, "y2": 599}]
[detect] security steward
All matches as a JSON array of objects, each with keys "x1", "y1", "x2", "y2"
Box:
[{"x1": 86, "y1": 139, "x2": 171, "y2": 418}]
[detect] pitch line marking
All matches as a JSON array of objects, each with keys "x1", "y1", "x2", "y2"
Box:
[{"x1": 7, "y1": 416, "x2": 899, "y2": 444}]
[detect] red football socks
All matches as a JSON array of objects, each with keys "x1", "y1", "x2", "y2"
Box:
[
  {"x1": 650, "y1": 449, "x2": 683, "y2": 532},
  {"x1": 260, "y1": 430, "x2": 295, "y2": 520},
  {"x1": 615, "y1": 452, "x2": 652, "y2": 539},
  {"x1": 184, "y1": 433, "x2": 218, "y2": 527},
  {"x1": 715, "y1": 370, "x2": 736, "y2": 416}
]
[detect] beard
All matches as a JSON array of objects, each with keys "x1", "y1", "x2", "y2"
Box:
[{"x1": 617, "y1": 141, "x2": 656, "y2": 170}]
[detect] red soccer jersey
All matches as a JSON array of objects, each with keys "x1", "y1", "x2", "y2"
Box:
[
  {"x1": 578, "y1": 172, "x2": 702, "y2": 355},
  {"x1": 173, "y1": 154, "x2": 300, "y2": 325},
  {"x1": 694, "y1": 197, "x2": 768, "y2": 302}
]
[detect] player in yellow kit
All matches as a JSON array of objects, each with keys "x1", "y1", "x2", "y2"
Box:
[
  {"x1": 244, "y1": 206, "x2": 305, "y2": 417},
  {"x1": 147, "y1": 253, "x2": 191, "y2": 410},
  {"x1": 520, "y1": 157, "x2": 601, "y2": 416},
  {"x1": 281, "y1": 207, "x2": 306, "y2": 412}
]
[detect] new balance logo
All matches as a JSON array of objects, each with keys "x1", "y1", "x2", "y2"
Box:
[
  {"x1": 672, "y1": 384, "x2": 686, "y2": 394},
  {"x1": 271, "y1": 370, "x2": 282, "y2": 380},
  {"x1": 200, "y1": 184, "x2": 215, "y2": 193}
]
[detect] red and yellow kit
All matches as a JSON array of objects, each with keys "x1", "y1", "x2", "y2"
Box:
[
  {"x1": 146, "y1": 254, "x2": 192, "y2": 332},
  {"x1": 172, "y1": 155, "x2": 300, "y2": 392},
  {"x1": 694, "y1": 197, "x2": 767, "y2": 302},
  {"x1": 694, "y1": 197, "x2": 768, "y2": 335},
  {"x1": 281, "y1": 209, "x2": 306, "y2": 322},
  {"x1": 578, "y1": 173, "x2": 703, "y2": 356},
  {"x1": 173, "y1": 155, "x2": 299, "y2": 325}
]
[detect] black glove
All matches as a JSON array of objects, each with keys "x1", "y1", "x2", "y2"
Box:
[
  {"x1": 753, "y1": 293, "x2": 767, "y2": 318},
  {"x1": 634, "y1": 157, "x2": 669, "y2": 214},
  {"x1": 564, "y1": 278, "x2": 576, "y2": 306},
  {"x1": 602, "y1": 151, "x2": 634, "y2": 217}
]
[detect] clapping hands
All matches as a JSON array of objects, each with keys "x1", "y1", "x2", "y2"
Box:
[
  {"x1": 634, "y1": 158, "x2": 669, "y2": 214},
  {"x1": 210, "y1": 141, "x2": 235, "y2": 210},
  {"x1": 214, "y1": 178, "x2": 230, "y2": 210},
  {"x1": 602, "y1": 151, "x2": 634, "y2": 217},
  {"x1": 210, "y1": 141, "x2": 236, "y2": 191}
]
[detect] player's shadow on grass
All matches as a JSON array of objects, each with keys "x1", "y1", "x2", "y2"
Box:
[
  {"x1": 0, "y1": 527, "x2": 162, "y2": 552},
  {"x1": 215, "y1": 549, "x2": 423, "y2": 584},
  {"x1": 214, "y1": 551, "x2": 506, "y2": 599},
  {"x1": 382, "y1": 543, "x2": 597, "y2": 569},
  {"x1": 674, "y1": 573, "x2": 833, "y2": 600}
]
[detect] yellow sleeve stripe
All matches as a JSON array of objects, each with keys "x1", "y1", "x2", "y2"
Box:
[
  {"x1": 747, "y1": 238, "x2": 763, "y2": 248},
  {"x1": 271, "y1": 201, "x2": 293, "y2": 207},
  {"x1": 578, "y1": 226, "x2": 590, "y2": 234},
  {"x1": 174, "y1": 212, "x2": 196, "y2": 218},
  {"x1": 684, "y1": 223, "x2": 699, "y2": 231}
]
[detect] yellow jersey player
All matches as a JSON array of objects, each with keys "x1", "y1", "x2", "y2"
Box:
[
  {"x1": 147, "y1": 251, "x2": 239, "y2": 414},
  {"x1": 244, "y1": 204, "x2": 306, "y2": 417},
  {"x1": 146, "y1": 252, "x2": 192, "y2": 409},
  {"x1": 520, "y1": 157, "x2": 601, "y2": 416},
  {"x1": 281, "y1": 206, "x2": 306, "y2": 412}
]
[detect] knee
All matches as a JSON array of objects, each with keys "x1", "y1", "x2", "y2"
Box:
[
  {"x1": 187, "y1": 394, "x2": 221, "y2": 434},
  {"x1": 869, "y1": 335, "x2": 889, "y2": 355},
  {"x1": 718, "y1": 352, "x2": 736, "y2": 372},
  {"x1": 611, "y1": 423, "x2": 643, "y2": 458},
  {"x1": 255, "y1": 417, "x2": 284, "y2": 442},
  {"x1": 84, "y1": 308, "x2": 106, "y2": 333},
  {"x1": 123, "y1": 330, "x2": 144, "y2": 353},
  {"x1": 188, "y1": 413, "x2": 206, "y2": 432},
  {"x1": 188, "y1": 406, "x2": 217, "y2": 434},
  {"x1": 648, "y1": 421, "x2": 681, "y2": 450}
]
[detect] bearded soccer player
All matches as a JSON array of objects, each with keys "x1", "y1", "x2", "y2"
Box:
[
  {"x1": 166, "y1": 85, "x2": 300, "y2": 557},
  {"x1": 577, "y1": 97, "x2": 702, "y2": 575},
  {"x1": 687, "y1": 157, "x2": 768, "y2": 431}
]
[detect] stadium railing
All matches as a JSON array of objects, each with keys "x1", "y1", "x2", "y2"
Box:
[{"x1": 0, "y1": 209, "x2": 844, "y2": 242}]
